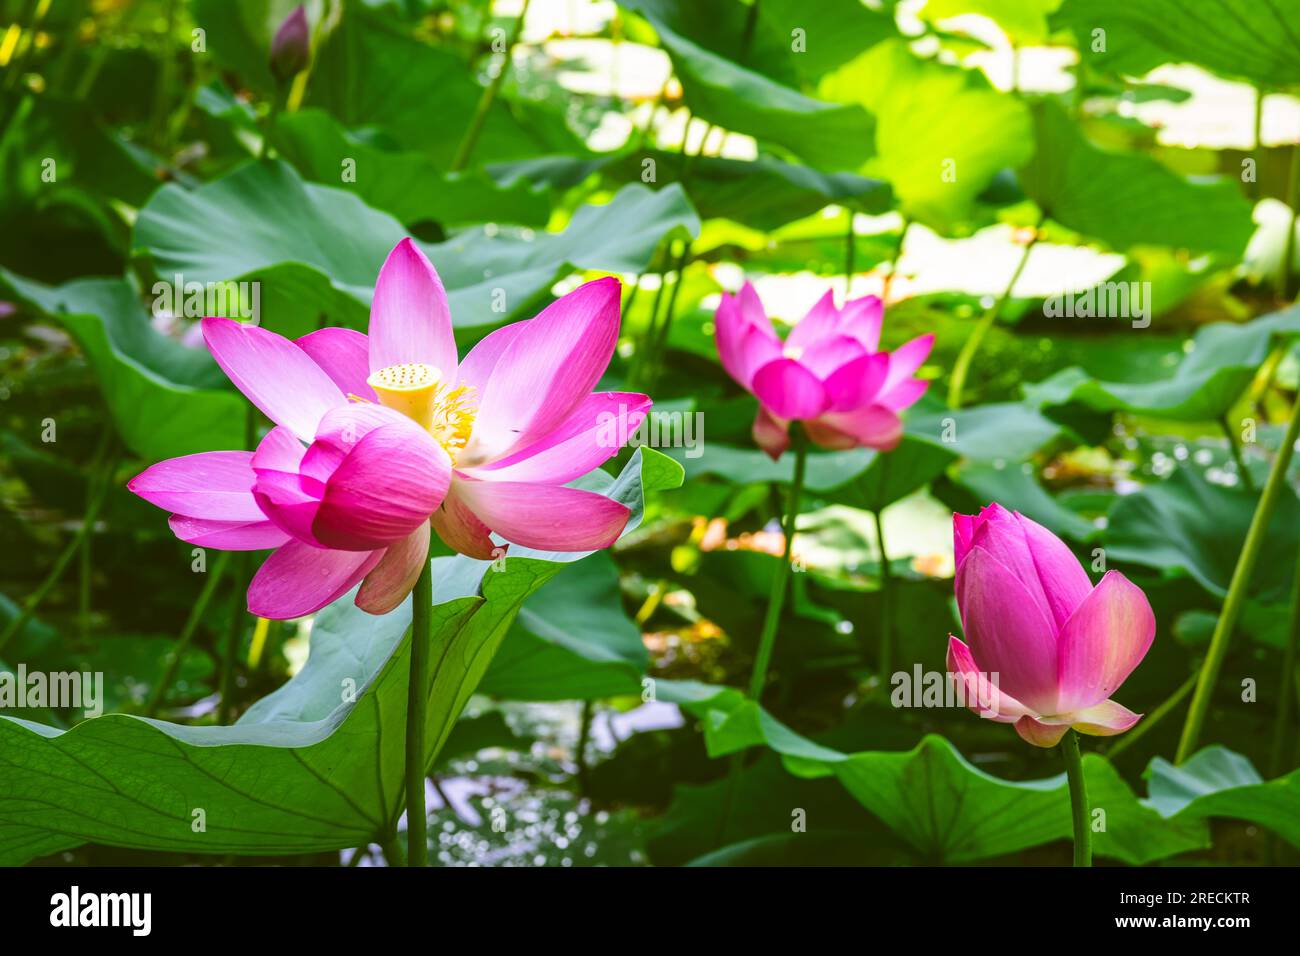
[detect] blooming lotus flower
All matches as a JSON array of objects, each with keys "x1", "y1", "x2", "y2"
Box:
[
  {"x1": 714, "y1": 283, "x2": 933, "y2": 459},
  {"x1": 946, "y1": 504, "x2": 1155, "y2": 748},
  {"x1": 130, "y1": 238, "x2": 648, "y2": 618}
]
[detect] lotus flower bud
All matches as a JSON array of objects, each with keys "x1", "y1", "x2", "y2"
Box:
[
  {"x1": 947, "y1": 504, "x2": 1155, "y2": 748},
  {"x1": 270, "y1": 5, "x2": 310, "y2": 85}
]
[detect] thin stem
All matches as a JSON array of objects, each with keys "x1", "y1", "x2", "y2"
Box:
[
  {"x1": 575, "y1": 698, "x2": 594, "y2": 797},
  {"x1": 0, "y1": 440, "x2": 114, "y2": 656},
  {"x1": 948, "y1": 215, "x2": 1042, "y2": 409},
  {"x1": 873, "y1": 504, "x2": 893, "y2": 679},
  {"x1": 631, "y1": 241, "x2": 674, "y2": 387},
  {"x1": 881, "y1": 217, "x2": 909, "y2": 303},
  {"x1": 1060, "y1": 729, "x2": 1092, "y2": 867},
  {"x1": 404, "y1": 546, "x2": 435, "y2": 866},
  {"x1": 717, "y1": 428, "x2": 809, "y2": 845},
  {"x1": 148, "y1": 0, "x2": 177, "y2": 151},
  {"x1": 217, "y1": 578, "x2": 244, "y2": 724},
  {"x1": 1219, "y1": 414, "x2": 1256, "y2": 492},
  {"x1": 1103, "y1": 670, "x2": 1197, "y2": 761},
  {"x1": 1269, "y1": 544, "x2": 1300, "y2": 777},
  {"x1": 1251, "y1": 87, "x2": 1265, "y2": 201},
  {"x1": 449, "y1": 0, "x2": 532, "y2": 173},
  {"x1": 77, "y1": 429, "x2": 115, "y2": 647},
  {"x1": 844, "y1": 207, "x2": 856, "y2": 295},
  {"x1": 748, "y1": 429, "x2": 809, "y2": 699},
  {"x1": 1177, "y1": 394, "x2": 1300, "y2": 762},
  {"x1": 646, "y1": 239, "x2": 692, "y2": 387},
  {"x1": 145, "y1": 551, "x2": 231, "y2": 717},
  {"x1": 1277, "y1": 144, "x2": 1300, "y2": 300}
]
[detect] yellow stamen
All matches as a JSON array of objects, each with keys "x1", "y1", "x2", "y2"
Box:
[{"x1": 367, "y1": 362, "x2": 478, "y2": 462}]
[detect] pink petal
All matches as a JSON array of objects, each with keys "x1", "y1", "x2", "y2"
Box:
[
  {"x1": 1055, "y1": 571, "x2": 1156, "y2": 713},
  {"x1": 1013, "y1": 714, "x2": 1071, "y2": 748},
  {"x1": 806, "y1": 405, "x2": 902, "y2": 451},
  {"x1": 467, "y1": 277, "x2": 621, "y2": 464},
  {"x1": 956, "y1": 545, "x2": 1060, "y2": 714},
  {"x1": 801, "y1": 418, "x2": 860, "y2": 450},
  {"x1": 953, "y1": 512, "x2": 977, "y2": 570},
  {"x1": 836, "y1": 295, "x2": 883, "y2": 351},
  {"x1": 251, "y1": 424, "x2": 306, "y2": 474},
  {"x1": 947, "y1": 635, "x2": 1029, "y2": 722},
  {"x1": 303, "y1": 402, "x2": 406, "y2": 482},
  {"x1": 736, "y1": 281, "x2": 775, "y2": 336},
  {"x1": 795, "y1": 333, "x2": 868, "y2": 379},
  {"x1": 168, "y1": 514, "x2": 290, "y2": 550},
  {"x1": 752, "y1": 406, "x2": 790, "y2": 460},
  {"x1": 455, "y1": 322, "x2": 524, "y2": 392},
  {"x1": 247, "y1": 540, "x2": 383, "y2": 619},
  {"x1": 431, "y1": 480, "x2": 498, "y2": 560},
  {"x1": 202, "y1": 317, "x2": 344, "y2": 443},
  {"x1": 251, "y1": 426, "x2": 323, "y2": 545},
  {"x1": 455, "y1": 479, "x2": 630, "y2": 553},
  {"x1": 821, "y1": 351, "x2": 889, "y2": 412},
  {"x1": 296, "y1": 327, "x2": 376, "y2": 402},
  {"x1": 1071, "y1": 698, "x2": 1143, "y2": 737},
  {"x1": 714, "y1": 286, "x2": 780, "y2": 388},
  {"x1": 785, "y1": 290, "x2": 841, "y2": 351},
  {"x1": 875, "y1": 377, "x2": 929, "y2": 412},
  {"x1": 465, "y1": 392, "x2": 651, "y2": 484},
  {"x1": 966, "y1": 504, "x2": 1057, "y2": 633},
  {"x1": 356, "y1": 522, "x2": 430, "y2": 615},
  {"x1": 128, "y1": 451, "x2": 264, "y2": 521},
  {"x1": 1016, "y1": 511, "x2": 1093, "y2": 632},
  {"x1": 879, "y1": 333, "x2": 934, "y2": 395},
  {"x1": 312, "y1": 419, "x2": 452, "y2": 551},
  {"x1": 714, "y1": 292, "x2": 755, "y2": 386},
  {"x1": 751, "y1": 358, "x2": 828, "y2": 421},
  {"x1": 368, "y1": 238, "x2": 457, "y2": 376}
]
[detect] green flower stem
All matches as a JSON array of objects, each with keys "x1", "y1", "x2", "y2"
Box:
[
  {"x1": 748, "y1": 429, "x2": 809, "y2": 699},
  {"x1": 1269, "y1": 543, "x2": 1300, "y2": 777},
  {"x1": 217, "y1": 564, "x2": 246, "y2": 725},
  {"x1": 449, "y1": 0, "x2": 532, "y2": 173},
  {"x1": 145, "y1": 551, "x2": 231, "y2": 718},
  {"x1": 1060, "y1": 729, "x2": 1092, "y2": 867},
  {"x1": 873, "y1": 505, "x2": 893, "y2": 679},
  {"x1": 716, "y1": 428, "x2": 809, "y2": 845},
  {"x1": 0, "y1": 439, "x2": 114, "y2": 657},
  {"x1": 645, "y1": 239, "x2": 693, "y2": 388},
  {"x1": 844, "y1": 206, "x2": 856, "y2": 289},
  {"x1": 404, "y1": 546, "x2": 435, "y2": 867},
  {"x1": 1219, "y1": 414, "x2": 1256, "y2": 492},
  {"x1": 880, "y1": 217, "x2": 909, "y2": 303},
  {"x1": 575, "y1": 698, "x2": 594, "y2": 797},
  {"x1": 1277, "y1": 143, "x2": 1300, "y2": 299},
  {"x1": 1177, "y1": 394, "x2": 1300, "y2": 763},
  {"x1": 947, "y1": 214, "x2": 1042, "y2": 410}
]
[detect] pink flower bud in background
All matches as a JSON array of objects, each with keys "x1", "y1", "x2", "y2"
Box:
[
  {"x1": 947, "y1": 504, "x2": 1156, "y2": 748},
  {"x1": 270, "y1": 5, "x2": 310, "y2": 85}
]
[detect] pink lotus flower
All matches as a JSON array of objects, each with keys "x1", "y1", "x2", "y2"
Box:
[
  {"x1": 946, "y1": 504, "x2": 1156, "y2": 748},
  {"x1": 714, "y1": 283, "x2": 933, "y2": 459},
  {"x1": 130, "y1": 238, "x2": 649, "y2": 619}
]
